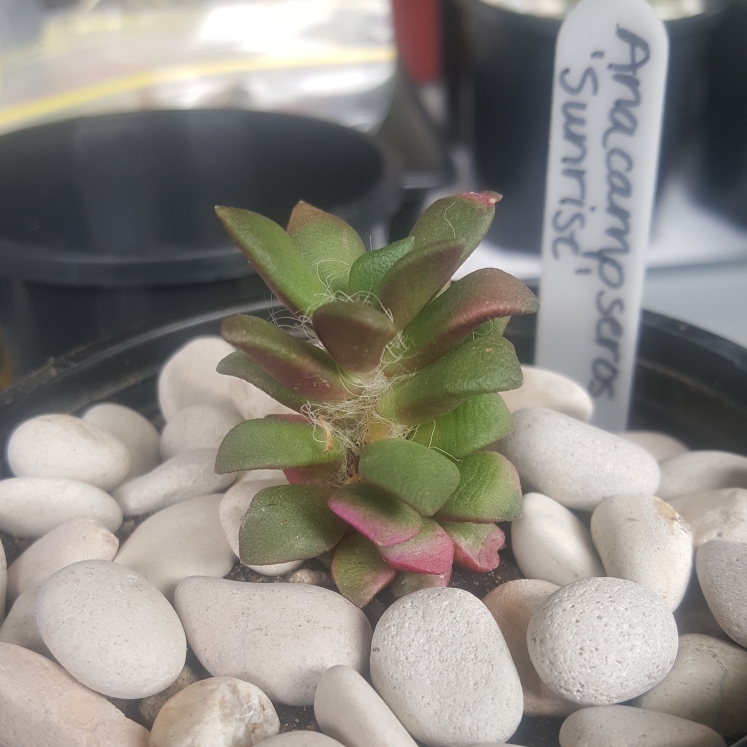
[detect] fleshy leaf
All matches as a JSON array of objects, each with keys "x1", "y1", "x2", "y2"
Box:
[
  {"x1": 216, "y1": 418, "x2": 344, "y2": 473},
  {"x1": 328, "y1": 482, "x2": 423, "y2": 547},
  {"x1": 217, "y1": 350, "x2": 314, "y2": 413},
  {"x1": 239, "y1": 484, "x2": 346, "y2": 564},
  {"x1": 222, "y1": 314, "x2": 352, "y2": 401},
  {"x1": 377, "y1": 239, "x2": 465, "y2": 330},
  {"x1": 411, "y1": 393, "x2": 513, "y2": 459},
  {"x1": 390, "y1": 568, "x2": 452, "y2": 599},
  {"x1": 287, "y1": 201, "x2": 366, "y2": 293},
  {"x1": 387, "y1": 268, "x2": 538, "y2": 374},
  {"x1": 376, "y1": 326, "x2": 523, "y2": 425},
  {"x1": 215, "y1": 206, "x2": 326, "y2": 316},
  {"x1": 440, "y1": 521, "x2": 505, "y2": 572},
  {"x1": 358, "y1": 438, "x2": 460, "y2": 516},
  {"x1": 409, "y1": 191, "x2": 501, "y2": 262},
  {"x1": 436, "y1": 451, "x2": 522, "y2": 523},
  {"x1": 347, "y1": 237, "x2": 414, "y2": 297},
  {"x1": 378, "y1": 518, "x2": 454, "y2": 574},
  {"x1": 331, "y1": 533, "x2": 397, "y2": 608},
  {"x1": 312, "y1": 301, "x2": 397, "y2": 373}
]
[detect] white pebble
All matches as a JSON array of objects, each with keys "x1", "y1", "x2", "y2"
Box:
[
  {"x1": 37, "y1": 559, "x2": 186, "y2": 699},
  {"x1": 6, "y1": 517, "x2": 118, "y2": 603},
  {"x1": 696, "y1": 540, "x2": 747, "y2": 647},
  {"x1": 633, "y1": 633, "x2": 747, "y2": 736},
  {"x1": 219, "y1": 478, "x2": 302, "y2": 577},
  {"x1": 259, "y1": 734, "x2": 345, "y2": 746},
  {"x1": 559, "y1": 705, "x2": 726, "y2": 747},
  {"x1": 230, "y1": 377, "x2": 295, "y2": 420},
  {"x1": 527, "y1": 577, "x2": 678, "y2": 705},
  {"x1": 590, "y1": 494, "x2": 693, "y2": 610},
  {"x1": 314, "y1": 665, "x2": 418, "y2": 747},
  {"x1": 138, "y1": 665, "x2": 198, "y2": 727},
  {"x1": 0, "y1": 587, "x2": 51, "y2": 657},
  {"x1": 658, "y1": 450, "x2": 747, "y2": 499},
  {"x1": 370, "y1": 587, "x2": 523, "y2": 747},
  {"x1": 83, "y1": 402, "x2": 161, "y2": 479},
  {"x1": 482, "y1": 579, "x2": 578, "y2": 717},
  {"x1": 500, "y1": 365, "x2": 593, "y2": 422},
  {"x1": 115, "y1": 493, "x2": 236, "y2": 601},
  {"x1": 160, "y1": 403, "x2": 242, "y2": 461},
  {"x1": 511, "y1": 492, "x2": 604, "y2": 587},
  {"x1": 7, "y1": 414, "x2": 131, "y2": 491},
  {"x1": 150, "y1": 676, "x2": 280, "y2": 747},
  {"x1": 0, "y1": 477, "x2": 122, "y2": 537},
  {"x1": 0, "y1": 642, "x2": 149, "y2": 747},
  {"x1": 0, "y1": 539, "x2": 5, "y2": 625},
  {"x1": 112, "y1": 448, "x2": 235, "y2": 516},
  {"x1": 668, "y1": 488, "x2": 747, "y2": 546},
  {"x1": 174, "y1": 576, "x2": 372, "y2": 706},
  {"x1": 498, "y1": 408, "x2": 660, "y2": 510},
  {"x1": 158, "y1": 336, "x2": 236, "y2": 421},
  {"x1": 616, "y1": 431, "x2": 689, "y2": 462}
]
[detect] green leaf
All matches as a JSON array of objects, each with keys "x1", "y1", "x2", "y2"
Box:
[
  {"x1": 387, "y1": 268, "x2": 538, "y2": 374},
  {"x1": 376, "y1": 326, "x2": 523, "y2": 425},
  {"x1": 216, "y1": 418, "x2": 344, "y2": 473},
  {"x1": 390, "y1": 569, "x2": 451, "y2": 599},
  {"x1": 312, "y1": 301, "x2": 397, "y2": 373},
  {"x1": 377, "y1": 239, "x2": 465, "y2": 330},
  {"x1": 435, "y1": 452, "x2": 522, "y2": 523},
  {"x1": 347, "y1": 237, "x2": 414, "y2": 297},
  {"x1": 215, "y1": 206, "x2": 327, "y2": 316},
  {"x1": 239, "y1": 484, "x2": 346, "y2": 564},
  {"x1": 410, "y1": 393, "x2": 513, "y2": 459},
  {"x1": 440, "y1": 521, "x2": 505, "y2": 572},
  {"x1": 222, "y1": 314, "x2": 352, "y2": 402},
  {"x1": 378, "y1": 518, "x2": 454, "y2": 574},
  {"x1": 409, "y1": 192, "x2": 500, "y2": 263},
  {"x1": 328, "y1": 482, "x2": 423, "y2": 547},
  {"x1": 358, "y1": 438, "x2": 460, "y2": 516},
  {"x1": 287, "y1": 201, "x2": 366, "y2": 294},
  {"x1": 331, "y1": 533, "x2": 396, "y2": 608}
]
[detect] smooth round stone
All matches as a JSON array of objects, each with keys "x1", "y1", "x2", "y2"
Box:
[
  {"x1": 500, "y1": 366, "x2": 593, "y2": 422},
  {"x1": 0, "y1": 538, "x2": 5, "y2": 625},
  {"x1": 138, "y1": 665, "x2": 199, "y2": 727},
  {"x1": 590, "y1": 494, "x2": 693, "y2": 610},
  {"x1": 83, "y1": 402, "x2": 161, "y2": 479},
  {"x1": 0, "y1": 477, "x2": 123, "y2": 537},
  {"x1": 668, "y1": 488, "x2": 747, "y2": 546},
  {"x1": 634, "y1": 633, "x2": 747, "y2": 736},
  {"x1": 113, "y1": 448, "x2": 235, "y2": 516},
  {"x1": 160, "y1": 403, "x2": 243, "y2": 461},
  {"x1": 617, "y1": 431, "x2": 689, "y2": 462},
  {"x1": 174, "y1": 576, "x2": 372, "y2": 706},
  {"x1": 498, "y1": 408, "x2": 660, "y2": 510},
  {"x1": 0, "y1": 642, "x2": 149, "y2": 747},
  {"x1": 0, "y1": 587, "x2": 51, "y2": 657},
  {"x1": 37, "y1": 559, "x2": 187, "y2": 699},
  {"x1": 483, "y1": 579, "x2": 578, "y2": 717},
  {"x1": 658, "y1": 450, "x2": 747, "y2": 499},
  {"x1": 158, "y1": 336, "x2": 236, "y2": 422},
  {"x1": 7, "y1": 517, "x2": 119, "y2": 603},
  {"x1": 219, "y1": 478, "x2": 302, "y2": 577},
  {"x1": 7, "y1": 414, "x2": 131, "y2": 491},
  {"x1": 559, "y1": 705, "x2": 726, "y2": 747},
  {"x1": 696, "y1": 540, "x2": 747, "y2": 647},
  {"x1": 511, "y1": 492, "x2": 604, "y2": 587},
  {"x1": 314, "y1": 665, "x2": 417, "y2": 747},
  {"x1": 115, "y1": 493, "x2": 235, "y2": 601},
  {"x1": 150, "y1": 676, "x2": 280, "y2": 747},
  {"x1": 527, "y1": 577, "x2": 678, "y2": 705},
  {"x1": 259, "y1": 734, "x2": 344, "y2": 746},
  {"x1": 370, "y1": 587, "x2": 523, "y2": 747},
  {"x1": 229, "y1": 377, "x2": 295, "y2": 420}
]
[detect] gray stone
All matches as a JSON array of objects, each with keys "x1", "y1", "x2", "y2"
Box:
[
  {"x1": 668, "y1": 488, "x2": 747, "y2": 547},
  {"x1": 0, "y1": 587, "x2": 50, "y2": 657},
  {"x1": 0, "y1": 539, "x2": 5, "y2": 625},
  {"x1": 160, "y1": 404, "x2": 242, "y2": 461},
  {"x1": 617, "y1": 431, "x2": 689, "y2": 462},
  {"x1": 658, "y1": 450, "x2": 747, "y2": 500}
]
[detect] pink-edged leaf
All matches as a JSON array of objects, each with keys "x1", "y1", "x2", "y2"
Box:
[
  {"x1": 222, "y1": 314, "x2": 353, "y2": 402},
  {"x1": 312, "y1": 301, "x2": 397, "y2": 373},
  {"x1": 440, "y1": 521, "x2": 505, "y2": 572},
  {"x1": 378, "y1": 518, "x2": 454, "y2": 574},
  {"x1": 348, "y1": 237, "x2": 414, "y2": 297},
  {"x1": 390, "y1": 568, "x2": 452, "y2": 599},
  {"x1": 328, "y1": 482, "x2": 422, "y2": 547},
  {"x1": 331, "y1": 533, "x2": 397, "y2": 608},
  {"x1": 283, "y1": 466, "x2": 337, "y2": 486}
]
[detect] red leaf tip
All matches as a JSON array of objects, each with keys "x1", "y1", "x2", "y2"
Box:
[{"x1": 460, "y1": 191, "x2": 502, "y2": 207}]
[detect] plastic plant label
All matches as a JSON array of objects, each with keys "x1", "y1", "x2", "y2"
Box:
[{"x1": 535, "y1": 0, "x2": 668, "y2": 431}]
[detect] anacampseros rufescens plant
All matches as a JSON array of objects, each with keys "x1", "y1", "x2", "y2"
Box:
[{"x1": 213, "y1": 192, "x2": 539, "y2": 607}]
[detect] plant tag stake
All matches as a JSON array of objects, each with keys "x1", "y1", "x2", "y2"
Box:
[{"x1": 535, "y1": 0, "x2": 668, "y2": 431}]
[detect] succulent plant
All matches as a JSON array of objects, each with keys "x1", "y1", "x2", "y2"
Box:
[{"x1": 214, "y1": 192, "x2": 538, "y2": 607}]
